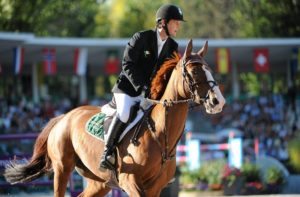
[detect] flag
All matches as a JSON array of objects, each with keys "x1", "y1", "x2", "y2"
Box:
[
  {"x1": 216, "y1": 48, "x2": 230, "y2": 74},
  {"x1": 14, "y1": 46, "x2": 24, "y2": 75},
  {"x1": 42, "y1": 48, "x2": 57, "y2": 75},
  {"x1": 104, "y1": 50, "x2": 120, "y2": 75},
  {"x1": 253, "y1": 48, "x2": 270, "y2": 73},
  {"x1": 73, "y1": 48, "x2": 88, "y2": 76}
]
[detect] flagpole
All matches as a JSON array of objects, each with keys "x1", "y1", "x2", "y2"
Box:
[
  {"x1": 79, "y1": 75, "x2": 87, "y2": 104},
  {"x1": 231, "y1": 62, "x2": 239, "y2": 99}
]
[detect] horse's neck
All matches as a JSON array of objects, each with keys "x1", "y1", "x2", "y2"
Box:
[{"x1": 151, "y1": 73, "x2": 189, "y2": 148}]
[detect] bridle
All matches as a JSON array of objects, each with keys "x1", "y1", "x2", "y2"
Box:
[
  {"x1": 181, "y1": 56, "x2": 218, "y2": 104},
  {"x1": 146, "y1": 55, "x2": 218, "y2": 106}
]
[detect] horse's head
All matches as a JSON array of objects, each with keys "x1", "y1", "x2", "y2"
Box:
[{"x1": 178, "y1": 39, "x2": 225, "y2": 114}]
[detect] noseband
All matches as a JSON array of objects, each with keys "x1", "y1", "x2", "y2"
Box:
[{"x1": 181, "y1": 57, "x2": 218, "y2": 103}]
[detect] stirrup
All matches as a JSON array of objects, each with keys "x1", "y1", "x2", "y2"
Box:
[{"x1": 99, "y1": 153, "x2": 115, "y2": 171}]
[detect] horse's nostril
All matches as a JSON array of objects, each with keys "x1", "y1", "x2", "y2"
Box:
[{"x1": 212, "y1": 98, "x2": 219, "y2": 105}]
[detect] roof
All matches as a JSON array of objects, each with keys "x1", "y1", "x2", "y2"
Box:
[{"x1": 1, "y1": 31, "x2": 299, "y2": 74}]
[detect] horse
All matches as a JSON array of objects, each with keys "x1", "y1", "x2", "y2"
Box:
[{"x1": 4, "y1": 39, "x2": 225, "y2": 197}]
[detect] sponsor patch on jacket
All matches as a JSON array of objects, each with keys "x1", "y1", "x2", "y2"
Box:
[{"x1": 144, "y1": 50, "x2": 151, "y2": 57}]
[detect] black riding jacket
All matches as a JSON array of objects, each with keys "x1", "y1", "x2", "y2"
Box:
[{"x1": 112, "y1": 29, "x2": 178, "y2": 97}]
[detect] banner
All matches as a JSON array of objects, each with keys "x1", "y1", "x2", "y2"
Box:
[
  {"x1": 42, "y1": 48, "x2": 57, "y2": 75},
  {"x1": 216, "y1": 48, "x2": 230, "y2": 74},
  {"x1": 74, "y1": 48, "x2": 88, "y2": 76},
  {"x1": 14, "y1": 46, "x2": 24, "y2": 75},
  {"x1": 253, "y1": 48, "x2": 270, "y2": 73}
]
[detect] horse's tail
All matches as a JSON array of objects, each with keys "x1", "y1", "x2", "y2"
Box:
[{"x1": 4, "y1": 114, "x2": 65, "y2": 184}]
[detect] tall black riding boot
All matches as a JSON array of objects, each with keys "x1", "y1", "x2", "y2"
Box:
[{"x1": 99, "y1": 116, "x2": 126, "y2": 170}]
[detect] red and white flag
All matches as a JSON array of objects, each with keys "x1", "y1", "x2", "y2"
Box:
[
  {"x1": 14, "y1": 46, "x2": 24, "y2": 75},
  {"x1": 42, "y1": 48, "x2": 57, "y2": 75},
  {"x1": 74, "y1": 48, "x2": 88, "y2": 76},
  {"x1": 253, "y1": 48, "x2": 270, "y2": 73}
]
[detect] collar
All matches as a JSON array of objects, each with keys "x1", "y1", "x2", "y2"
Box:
[{"x1": 156, "y1": 30, "x2": 167, "y2": 46}]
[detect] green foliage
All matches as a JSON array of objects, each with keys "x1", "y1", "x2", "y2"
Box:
[
  {"x1": 180, "y1": 169, "x2": 200, "y2": 185},
  {"x1": 232, "y1": 0, "x2": 300, "y2": 37},
  {"x1": 201, "y1": 159, "x2": 226, "y2": 186},
  {"x1": 0, "y1": 0, "x2": 98, "y2": 37},
  {"x1": 240, "y1": 73, "x2": 260, "y2": 96},
  {"x1": 222, "y1": 165, "x2": 243, "y2": 187},
  {"x1": 180, "y1": 159, "x2": 226, "y2": 190},
  {"x1": 241, "y1": 162, "x2": 261, "y2": 183},
  {"x1": 265, "y1": 167, "x2": 285, "y2": 185},
  {"x1": 178, "y1": 0, "x2": 237, "y2": 38},
  {"x1": 240, "y1": 73, "x2": 272, "y2": 96},
  {"x1": 288, "y1": 135, "x2": 300, "y2": 173},
  {"x1": 1, "y1": 0, "x2": 299, "y2": 37},
  {"x1": 94, "y1": 0, "x2": 162, "y2": 37}
]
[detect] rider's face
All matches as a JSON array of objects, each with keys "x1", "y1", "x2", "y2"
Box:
[{"x1": 167, "y1": 19, "x2": 181, "y2": 37}]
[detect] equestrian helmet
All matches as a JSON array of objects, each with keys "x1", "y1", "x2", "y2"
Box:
[{"x1": 156, "y1": 4, "x2": 185, "y2": 23}]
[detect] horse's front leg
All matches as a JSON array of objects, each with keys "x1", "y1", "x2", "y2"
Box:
[{"x1": 119, "y1": 173, "x2": 145, "y2": 197}]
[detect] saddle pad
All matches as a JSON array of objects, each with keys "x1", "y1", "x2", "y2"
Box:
[{"x1": 86, "y1": 112, "x2": 106, "y2": 140}]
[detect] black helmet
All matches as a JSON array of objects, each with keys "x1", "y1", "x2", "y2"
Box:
[{"x1": 156, "y1": 4, "x2": 185, "y2": 23}]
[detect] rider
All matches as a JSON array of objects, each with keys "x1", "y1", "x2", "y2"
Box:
[{"x1": 100, "y1": 4, "x2": 185, "y2": 170}]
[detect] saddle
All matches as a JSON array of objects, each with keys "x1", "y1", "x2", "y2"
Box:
[
  {"x1": 86, "y1": 97, "x2": 152, "y2": 143},
  {"x1": 85, "y1": 98, "x2": 153, "y2": 188}
]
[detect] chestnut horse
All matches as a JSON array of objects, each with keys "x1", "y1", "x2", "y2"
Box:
[{"x1": 4, "y1": 40, "x2": 225, "y2": 197}]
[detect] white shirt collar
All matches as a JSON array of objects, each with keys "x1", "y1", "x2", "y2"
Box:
[{"x1": 156, "y1": 30, "x2": 167, "y2": 56}]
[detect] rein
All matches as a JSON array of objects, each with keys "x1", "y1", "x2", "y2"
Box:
[
  {"x1": 141, "y1": 56, "x2": 219, "y2": 188},
  {"x1": 143, "y1": 57, "x2": 214, "y2": 164}
]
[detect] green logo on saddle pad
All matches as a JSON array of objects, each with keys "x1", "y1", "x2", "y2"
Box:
[{"x1": 86, "y1": 112, "x2": 106, "y2": 140}]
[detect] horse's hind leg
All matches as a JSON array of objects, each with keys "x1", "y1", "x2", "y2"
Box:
[
  {"x1": 49, "y1": 146, "x2": 75, "y2": 197},
  {"x1": 78, "y1": 178, "x2": 110, "y2": 197},
  {"x1": 52, "y1": 161, "x2": 75, "y2": 197}
]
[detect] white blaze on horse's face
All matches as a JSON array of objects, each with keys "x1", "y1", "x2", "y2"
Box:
[{"x1": 202, "y1": 65, "x2": 226, "y2": 114}]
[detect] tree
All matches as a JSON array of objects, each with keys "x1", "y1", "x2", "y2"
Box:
[
  {"x1": 232, "y1": 0, "x2": 300, "y2": 37},
  {"x1": 178, "y1": 0, "x2": 237, "y2": 38},
  {"x1": 1, "y1": 0, "x2": 299, "y2": 38},
  {"x1": 94, "y1": 0, "x2": 163, "y2": 38},
  {"x1": 0, "y1": 0, "x2": 98, "y2": 37}
]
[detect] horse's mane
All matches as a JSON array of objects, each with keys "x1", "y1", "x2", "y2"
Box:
[{"x1": 150, "y1": 52, "x2": 181, "y2": 100}]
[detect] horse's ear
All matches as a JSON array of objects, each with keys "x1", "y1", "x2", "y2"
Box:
[
  {"x1": 183, "y1": 39, "x2": 193, "y2": 58},
  {"x1": 197, "y1": 40, "x2": 208, "y2": 57}
]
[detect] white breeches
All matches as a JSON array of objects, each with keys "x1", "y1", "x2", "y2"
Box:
[{"x1": 114, "y1": 93, "x2": 142, "y2": 123}]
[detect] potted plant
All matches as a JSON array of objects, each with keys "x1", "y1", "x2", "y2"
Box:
[
  {"x1": 205, "y1": 160, "x2": 226, "y2": 191},
  {"x1": 180, "y1": 169, "x2": 199, "y2": 190},
  {"x1": 222, "y1": 165, "x2": 245, "y2": 195},
  {"x1": 264, "y1": 167, "x2": 285, "y2": 194},
  {"x1": 240, "y1": 162, "x2": 263, "y2": 195},
  {"x1": 196, "y1": 167, "x2": 208, "y2": 191}
]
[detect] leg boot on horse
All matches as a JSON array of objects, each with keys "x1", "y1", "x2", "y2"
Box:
[{"x1": 99, "y1": 116, "x2": 126, "y2": 170}]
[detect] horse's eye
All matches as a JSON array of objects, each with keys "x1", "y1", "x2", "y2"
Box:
[{"x1": 191, "y1": 70, "x2": 197, "y2": 75}]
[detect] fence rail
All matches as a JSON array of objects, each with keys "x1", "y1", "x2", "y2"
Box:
[{"x1": 0, "y1": 133, "x2": 81, "y2": 196}]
